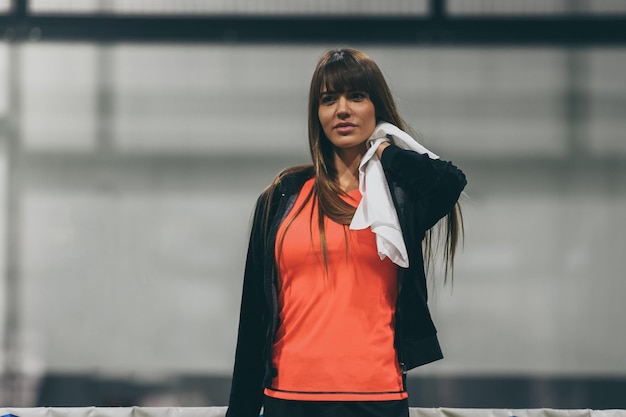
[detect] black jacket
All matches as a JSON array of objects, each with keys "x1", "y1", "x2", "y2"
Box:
[{"x1": 226, "y1": 144, "x2": 467, "y2": 417}]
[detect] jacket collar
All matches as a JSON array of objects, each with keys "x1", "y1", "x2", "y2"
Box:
[{"x1": 278, "y1": 166, "x2": 315, "y2": 196}]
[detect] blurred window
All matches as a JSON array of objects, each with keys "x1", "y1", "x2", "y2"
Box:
[
  {"x1": 586, "y1": 1, "x2": 626, "y2": 14},
  {"x1": 15, "y1": 44, "x2": 578, "y2": 158},
  {"x1": 588, "y1": 49, "x2": 626, "y2": 156},
  {"x1": 377, "y1": 47, "x2": 568, "y2": 157},
  {"x1": 0, "y1": 43, "x2": 7, "y2": 117},
  {"x1": 29, "y1": 0, "x2": 102, "y2": 14},
  {"x1": 30, "y1": 0, "x2": 428, "y2": 16},
  {"x1": 447, "y1": 0, "x2": 626, "y2": 16},
  {"x1": 111, "y1": 45, "x2": 312, "y2": 156},
  {"x1": 21, "y1": 44, "x2": 98, "y2": 151}
]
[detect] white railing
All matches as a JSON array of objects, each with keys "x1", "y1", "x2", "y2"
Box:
[{"x1": 1, "y1": 408, "x2": 625, "y2": 417}]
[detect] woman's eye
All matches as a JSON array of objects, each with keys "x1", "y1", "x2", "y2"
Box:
[
  {"x1": 349, "y1": 92, "x2": 367, "y2": 101},
  {"x1": 320, "y1": 95, "x2": 336, "y2": 105}
]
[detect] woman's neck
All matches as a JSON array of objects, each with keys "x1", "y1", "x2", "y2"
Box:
[{"x1": 333, "y1": 145, "x2": 366, "y2": 193}]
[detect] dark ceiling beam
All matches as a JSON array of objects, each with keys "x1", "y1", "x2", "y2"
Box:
[{"x1": 1, "y1": 14, "x2": 625, "y2": 45}]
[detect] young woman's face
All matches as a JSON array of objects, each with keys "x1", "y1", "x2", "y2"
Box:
[{"x1": 318, "y1": 89, "x2": 376, "y2": 153}]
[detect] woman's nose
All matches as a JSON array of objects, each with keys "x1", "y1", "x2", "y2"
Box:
[{"x1": 336, "y1": 96, "x2": 350, "y2": 118}]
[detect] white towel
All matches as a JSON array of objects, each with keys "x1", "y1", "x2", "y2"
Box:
[{"x1": 349, "y1": 122, "x2": 439, "y2": 268}]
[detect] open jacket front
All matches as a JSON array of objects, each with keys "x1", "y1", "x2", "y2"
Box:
[{"x1": 226, "y1": 144, "x2": 467, "y2": 417}]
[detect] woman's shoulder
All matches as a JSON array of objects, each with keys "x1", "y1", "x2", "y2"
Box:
[
  {"x1": 276, "y1": 164, "x2": 315, "y2": 183},
  {"x1": 251, "y1": 164, "x2": 314, "y2": 226},
  {"x1": 265, "y1": 164, "x2": 315, "y2": 196}
]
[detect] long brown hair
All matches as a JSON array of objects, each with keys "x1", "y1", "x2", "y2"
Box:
[{"x1": 274, "y1": 48, "x2": 463, "y2": 280}]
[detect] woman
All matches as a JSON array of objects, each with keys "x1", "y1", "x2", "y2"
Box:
[{"x1": 226, "y1": 48, "x2": 467, "y2": 417}]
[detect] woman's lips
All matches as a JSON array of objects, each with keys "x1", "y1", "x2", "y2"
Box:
[{"x1": 334, "y1": 123, "x2": 356, "y2": 134}]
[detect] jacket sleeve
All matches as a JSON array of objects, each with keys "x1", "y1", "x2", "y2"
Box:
[
  {"x1": 380, "y1": 144, "x2": 467, "y2": 232},
  {"x1": 226, "y1": 191, "x2": 271, "y2": 417}
]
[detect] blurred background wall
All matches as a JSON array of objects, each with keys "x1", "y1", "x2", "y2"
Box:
[{"x1": 1, "y1": 0, "x2": 626, "y2": 409}]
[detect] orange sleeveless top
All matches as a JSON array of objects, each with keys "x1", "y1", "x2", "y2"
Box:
[{"x1": 264, "y1": 178, "x2": 407, "y2": 401}]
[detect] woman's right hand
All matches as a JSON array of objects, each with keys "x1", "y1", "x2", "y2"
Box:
[{"x1": 375, "y1": 141, "x2": 391, "y2": 159}]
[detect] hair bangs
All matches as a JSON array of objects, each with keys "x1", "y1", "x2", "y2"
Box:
[{"x1": 319, "y1": 56, "x2": 372, "y2": 96}]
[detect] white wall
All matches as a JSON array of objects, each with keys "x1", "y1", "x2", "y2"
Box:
[{"x1": 1, "y1": 43, "x2": 625, "y2": 379}]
